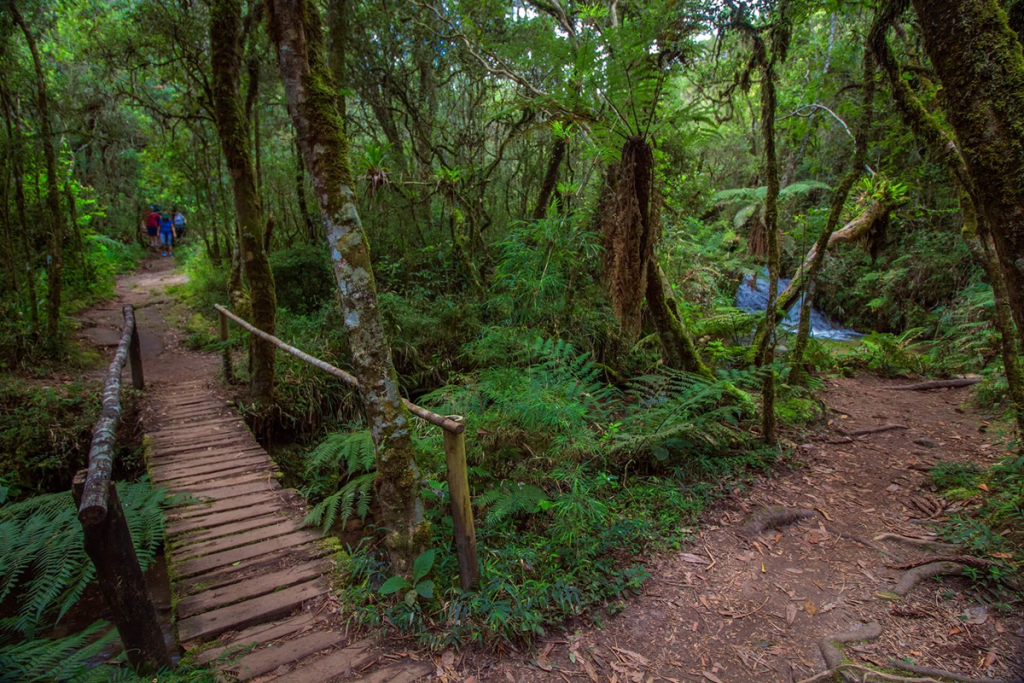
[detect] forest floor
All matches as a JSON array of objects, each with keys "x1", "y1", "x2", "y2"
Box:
[
  {"x1": 75, "y1": 257, "x2": 1024, "y2": 682},
  {"x1": 469, "y1": 380, "x2": 1024, "y2": 683}
]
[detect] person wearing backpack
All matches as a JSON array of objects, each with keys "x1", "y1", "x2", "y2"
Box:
[
  {"x1": 159, "y1": 212, "x2": 176, "y2": 257},
  {"x1": 172, "y1": 207, "x2": 187, "y2": 240},
  {"x1": 144, "y1": 205, "x2": 161, "y2": 249}
]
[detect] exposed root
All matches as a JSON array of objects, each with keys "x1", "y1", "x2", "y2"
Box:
[
  {"x1": 890, "y1": 556, "x2": 995, "y2": 571},
  {"x1": 873, "y1": 533, "x2": 962, "y2": 554},
  {"x1": 836, "y1": 424, "x2": 908, "y2": 437},
  {"x1": 883, "y1": 378, "x2": 981, "y2": 391},
  {"x1": 890, "y1": 561, "x2": 966, "y2": 597},
  {"x1": 738, "y1": 506, "x2": 814, "y2": 539},
  {"x1": 824, "y1": 526, "x2": 886, "y2": 552},
  {"x1": 817, "y1": 622, "x2": 884, "y2": 682},
  {"x1": 889, "y1": 661, "x2": 1014, "y2": 683},
  {"x1": 797, "y1": 664, "x2": 946, "y2": 682}
]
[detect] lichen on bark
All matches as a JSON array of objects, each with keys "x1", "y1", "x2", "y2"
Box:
[{"x1": 267, "y1": 0, "x2": 427, "y2": 574}]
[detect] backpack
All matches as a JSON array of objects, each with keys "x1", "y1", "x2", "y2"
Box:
[{"x1": 174, "y1": 213, "x2": 185, "y2": 228}]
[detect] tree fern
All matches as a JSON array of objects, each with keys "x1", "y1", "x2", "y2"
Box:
[{"x1": 0, "y1": 480, "x2": 171, "y2": 637}]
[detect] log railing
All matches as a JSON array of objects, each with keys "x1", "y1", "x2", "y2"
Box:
[
  {"x1": 214, "y1": 304, "x2": 479, "y2": 589},
  {"x1": 74, "y1": 304, "x2": 171, "y2": 673}
]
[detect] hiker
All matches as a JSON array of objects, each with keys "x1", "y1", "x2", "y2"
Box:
[
  {"x1": 145, "y1": 205, "x2": 161, "y2": 248},
  {"x1": 172, "y1": 207, "x2": 187, "y2": 241},
  {"x1": 159, "y1": 212, "x2": 176, "y2": 257}
]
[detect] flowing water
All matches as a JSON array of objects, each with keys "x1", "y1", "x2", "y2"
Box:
[{"x1": 735, "y1": 270, "x2": 862, "y2": 341}]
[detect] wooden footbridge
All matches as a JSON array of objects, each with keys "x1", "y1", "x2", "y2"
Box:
[{"x1": 73, "y1": 304, "x2": 478, "y2": 681}]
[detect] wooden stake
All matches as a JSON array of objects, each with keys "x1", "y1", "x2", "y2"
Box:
[
  {"x1": 219, "y1": 308, "x2": 233, "y2": 382},
  {"x1": 73, "y1": 471, "x2": 171, "y2": 674},
  {"x1": 126, "y1": 305, "x2": 144, "y2": 390},
  {"x1": 443, "y1": 416, "x2": 479, "y2": 590}
]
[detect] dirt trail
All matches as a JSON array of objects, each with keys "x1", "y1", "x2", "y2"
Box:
[
  {"x1": 471, "y1": 377, "x2": 1024, "y2": 683},
  {"x1": 77, "y1": 256, "x2": 216, "y2": 387}
]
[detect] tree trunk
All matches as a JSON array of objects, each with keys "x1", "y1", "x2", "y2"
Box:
[
  {"x1": 210, "y1": 0, "x2": 277, "y2": 406},
  {"x1": 0, "y1": 81, "x2": 38, "y2": 337},
  {"x1": 294, "y1": 139, "x2": 317, "y2": 243},
  {"x1": 756, "y1": 8, "x2": 791, "y2": 447},
  {"x1": 790, "y1": 47, "x2": 876, "y2": 378},
  {"x1": 10, "y1": 0, "x2": 63, "y2": 354},
  {"x1": 266, "y1": 0, "x2": 427, "y2": 574},
  {"x1": 645, "y1": 263, "x2": 713, "y2": 378},
  {"x1": 910, "y1": 0, "x2": 1024, "y2": 337},
  {"x1": 532, "y1": 137, "x2": 566, "y2": 220}
]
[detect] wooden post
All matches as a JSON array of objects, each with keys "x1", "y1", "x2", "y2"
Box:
[
  {"x1": 72, "y1": 471, "x2": 171, "y2": 674},
  {"x1": 125, "y1": 305, "x2": 144, "y2": 390},
  {"x1": 443, "y1": 416, "x2": 479, "y2": 590},
  {"x1": 219, "y1": 308, "x2": 233, "y2": 382}
]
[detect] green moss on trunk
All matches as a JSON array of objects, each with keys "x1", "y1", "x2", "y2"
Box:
[
  {"x1": 210, "y1": 0, "x2": 277, "y2": 406},
  {"x1": 267, "y1": 0, "x2": 427, "y2": 575}
]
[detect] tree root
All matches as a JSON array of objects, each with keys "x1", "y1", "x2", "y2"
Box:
[
  {"x1": 890, "y1": 561, "x2": 966, "y2": 597},
  {"x1": 873, "y1": 533, "x2": 962, "y2": 554},
  {"x1": 816, "y1": 622, "x2": 884, "y2": 682},
  {"x1": 890, "y1": 556, "x2": 994, "y2": 571},
  {"x1": 889, "y1": 661, "x2": 1015, "y2": 683},
  {"x1": 836, "y1": 424, "x2": 908, "y2": 437},
  {"x1": 883, "y1": 378, "x2": 981, "y2": 391},
  {"x1": 738, "y1": 506, "x2": 814, "y2": 539}
]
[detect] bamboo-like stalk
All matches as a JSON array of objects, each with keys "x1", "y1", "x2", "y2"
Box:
[{"x1": 214, "y1": 304, "x2": 465, "y2": 434}]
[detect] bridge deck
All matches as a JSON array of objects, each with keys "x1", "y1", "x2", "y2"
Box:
[{"x1": 148, "y1": 380, "x2": 430, "y2": 682}]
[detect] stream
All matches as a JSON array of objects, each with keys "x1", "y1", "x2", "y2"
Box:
[{"x1": 735, "y1": 269, "x2": 862, "y2": 341}]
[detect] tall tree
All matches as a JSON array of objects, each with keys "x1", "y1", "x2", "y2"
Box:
[
  {"x1": 210, "y1": 0, "x2": 277, "y2": 405},
  {"x1": 8, "y1": 0, "x2": 63, "y2": 353},
  {"x1": 265, "y1": 0, "x2": 428, "y2": 572},
  {"x1": 908, "y1": 0, "x2": 1024, "y2": 334}
]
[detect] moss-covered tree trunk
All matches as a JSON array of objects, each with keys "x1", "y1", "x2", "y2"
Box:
[
  {"x1": 210, "y1": 0, "x2": 277, "y2": 405},
  {"x1": 910, "y1": 0, "x2": 1024, "y2": 334},
  {"x1": 754, "y1": 8, "x2": 791, "y2": 447},
  {"x1": 10, "y1": 0, "x2": 63, "y2": 354},
  {"x1": 645, "y1": 263, "x2": 713, "y2": 378},
  {"x1": 532, "y1": 137, "x2": 567, "y2": 220},
  {"x1": 790, "y1": 47, "x2": 876, "y2": 379},
  {"x1": 266, "y1": 0, "x2": 427, "y2": 573}
]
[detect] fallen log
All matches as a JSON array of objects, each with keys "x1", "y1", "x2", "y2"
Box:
[{"x1": 883, "y1": 378, "x2": 982, "y2": 391}]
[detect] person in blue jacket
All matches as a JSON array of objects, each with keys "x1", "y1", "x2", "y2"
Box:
[{"x1": 159, "y1": 213, "x2": 176, "y2": 257}]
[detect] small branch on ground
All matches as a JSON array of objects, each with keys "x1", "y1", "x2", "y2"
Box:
[
  {"x1": 738, "y1": 506, "x2": 814, "y2": 539},
  {"x1": 883, "y1": 378, "x2": 982, "y2": 391}
]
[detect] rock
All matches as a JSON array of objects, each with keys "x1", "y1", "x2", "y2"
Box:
[{"x1": 914, "y1": 438, "x2": 939, "y2": 448}]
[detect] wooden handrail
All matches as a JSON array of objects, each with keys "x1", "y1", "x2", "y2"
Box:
[
  {"x1": 214, "y1": 304, "x2": 465, "y2": 434},
  {"x1": 79, "y1": 304, "x2": 143, "y2": 525}
]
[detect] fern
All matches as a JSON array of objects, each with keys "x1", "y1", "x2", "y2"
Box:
[
  {"x1": 302, "y1": 429, "x2": 377, "y2": 534},
  {"x1": 0, "y1": 480, "x2": 171, "y2": 637},
  {"x1": 475, "y1": 482, "x2": 551, "y2": 523},
  {"x1": 0, "y1": 621, "x2": 117, "y2": 683}
]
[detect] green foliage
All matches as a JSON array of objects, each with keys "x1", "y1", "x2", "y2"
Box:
[
  {"x1": 379, "y1": 550, "x2": 436, "y2": 605},
  {"x1": 303, "y1": 429, "x2": 376, "y2": 534},
  {"x1": 0, "y1": 621, "x2": 117, "y2": 683},
  {"x1": 0, "y1": 481, "x2": 171, "y2": 637},
  {"x1": 269, "y1": 245, "x2": 335, "y2": 315}
]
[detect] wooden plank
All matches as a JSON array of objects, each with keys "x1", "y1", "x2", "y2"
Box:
[
  {"x1": 166, "y1": 471, "x2": 276, "y2": 494},
  {"x1": 169, "y1": 491, "x2": 284, "y2": 520},
  {"x1": 174, "y1": 518, "x2": 307, "y2": 561},
  {"x1": 151, "y1": 434, "x2": 256, "y2": 453},
  {"x1": 177, "y1": 561, "x2": 325, "y2": 618},
  {"x1": 191, "y1": 613, "x2": 321, "y2": 666},
  {"x1": 151, "y1": 425, "x2": 245, "y2": 444},
  {"x1": 176, "y1": 544, "x2": 330, "y2": 596},
  {"x1": 149, "y1": 445, "x2": 265, "y2": 465},
  {"x1": 149, "y1": 455, "x2": 271, "y2": 482},
  {"x1": 172, "y1": 512, "x2": 284, "y2": 545},
  {"x1": 227, "y1": 629, "x2": 348, "y2": 681},
  {"x1": 355, "y1": 661, "x2": 434, "y2": 683},
  {"x1": 166, "y1": 502, "x2": 283, "y2": 535},
  {"x1": 176, "y1": 479, "x2": 280, "y2": 502},
  {"x1": 176, "y1": 578, "x2": 327, "y2": 644},
  {"x1": 174, "y1": 530, "x2": 321, "y2": 578},
  {"x1": 268, "y1": 640, "x2": 376, "y2": 683}
]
